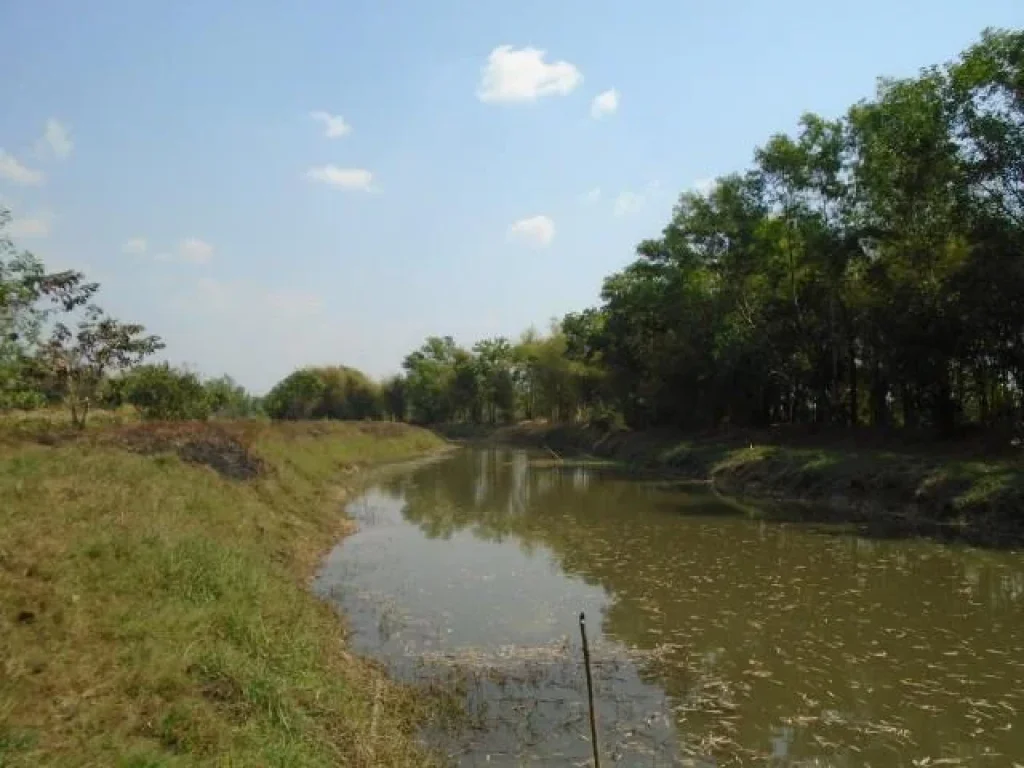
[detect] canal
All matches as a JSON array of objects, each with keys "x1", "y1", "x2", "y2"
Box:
[{"x1": 316, "y1": 447, "x2": 1024, "y2": 766}]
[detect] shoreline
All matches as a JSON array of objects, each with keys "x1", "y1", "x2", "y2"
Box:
[{"x1": 436, "y1": 422, "x2": 1024, "y2": 547}]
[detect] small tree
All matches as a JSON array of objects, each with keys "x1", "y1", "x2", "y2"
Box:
[
  {"x1": 263, "y1": 369, "x2": 325, "y2": 419},
  {"x1": 1, "y1": 209, "x2": 99, "y2": 410},
  {"x1": 204, "y1": 374, "x2": 260, "y2": 418},
  {"x1": 123, "y1": 363, "x2": 209, "y2": 421},
  {"x1": 39, "y1": 305, "x2": 164, "y2": 428}
]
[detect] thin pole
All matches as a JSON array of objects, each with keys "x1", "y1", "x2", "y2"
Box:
[{"x1": 579, "y1": 612, "x2": 602, "y2": 768}]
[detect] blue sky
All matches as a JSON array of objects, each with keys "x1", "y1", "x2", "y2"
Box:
[{"x1": 1, "y1": 0, "x2": 1021, "y2": 392}]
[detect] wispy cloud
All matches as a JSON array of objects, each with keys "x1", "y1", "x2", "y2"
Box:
[
  {"x1": 38, "y1": 119, "x2": 73, "y2": 159},
  {"x1": 581, "y1": 187, "x2": 602, "y2": 205},
  {"x1": 122, "y1": 238, "x2": 148, "y2": 255},
  {"x1": 614, "y1": 181, "x2": 661, "y2": 217},
  {"x1": 305, "y1": 165, "x2": 374, "y2": 191},
  {"x1": 613, "y1": 191, "x2": 644, "y2": 217},
  {"x1": 0, "y1": 151, "x2": 45, "y2": 185},
  {"x1": 478, "y1": 46, "x2": 582, "y2": 104},
  {"x1": 267, "y1": 289, "x2": 324, "y2": 316},
  {"x1": 590, "y1": 88, "x2": 619, "y2": 119},
  {"x1": 8, "y1": 211, "x2": 53, "y2": 238},
  {"x1": 309, "y1": 111, "x2": 352, "y2": 139},
  {"x1": 192, "y1": 278, "x2": 324, "y2": 318},
  {"x1": 178, "y1": 238, "x2": 214, "y2": 264},
  {"x1": 507, "y1": 215, "x2": 555, "y2": 247}
]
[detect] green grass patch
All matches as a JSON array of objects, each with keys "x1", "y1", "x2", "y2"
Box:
[{"x1": 0, "y1": 419, "x2": 447, "y2": 766}]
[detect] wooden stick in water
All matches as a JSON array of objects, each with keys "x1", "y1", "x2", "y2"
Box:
[{"x1": 579, "y1": 612, "x2": 602, "y2": 768}]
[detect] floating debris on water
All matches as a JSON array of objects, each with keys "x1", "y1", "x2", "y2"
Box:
[{"x1": 316, "y1": 447, "x2": 1024, "y2": 767}]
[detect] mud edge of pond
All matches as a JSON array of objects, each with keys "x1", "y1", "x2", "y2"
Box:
[{"x1": 436, "y1": 422, "x2": 1024, "y2": 547}]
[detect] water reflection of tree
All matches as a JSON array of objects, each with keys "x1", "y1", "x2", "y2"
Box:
[{"x1": 380, "y1": 448, "x2": 1024, "y2": 765}]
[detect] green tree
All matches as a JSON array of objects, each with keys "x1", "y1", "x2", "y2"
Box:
[
  {"x1": 314, "y1": 366, "x2": 381, "y2": 420},
  {"x1": 473, "y1": 338, "x2": 517, "y2": 424},
  {"x1": 263, "y1": 366, "x2": 381, "y2": 421},
  {"x1": 403, "y1": 336, "x2": 459, "y2": 423},
  {"x1": 38, "y1": 305, "x2": 164, "y2": 428},
  {"x1": 123, "y1": 364, "x2": 210, "y2": 421},
  {"x1": 393, "y1": 29, "x2": 1024, "y2": 439},
  {"x1": 848, "y1": 67, "x2": 965, "y2": 432},
  {"x1": 204, "y1": 374, "x2": 260, "y2": 418},
  {"x1": 263, "y1": 369, "x2": 325, "y2": 420},
  {"x1": 381, "y1": 375, "x2": 408, "y2": 421},
  {"x1": 1, "y1": 209, "x2": 99, "y2": 410}
]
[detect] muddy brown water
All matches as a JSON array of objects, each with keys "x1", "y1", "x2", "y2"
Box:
[{"x1": 315, "y1": 447, "x2": 1024, "y2": 766}]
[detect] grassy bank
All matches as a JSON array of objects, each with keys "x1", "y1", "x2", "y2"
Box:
[
  {"x1": 442, "y1": 422, "x2": 1024, "y2": 541},
  {"x1": 0, "y1": 418, "x2": 447, "y2": 767}
]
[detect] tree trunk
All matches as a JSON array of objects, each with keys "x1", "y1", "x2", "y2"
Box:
[
  {"x1": 932, "y1": 363, "x2": 956, "y2": 437},
  {"x1": 901, "y1": 384, "x2": 919, "y2": 430},
  {"x1": 870, "y1": 361, "x2": 889, "y2": 428},
  {"x1": 978, "y1": 365, "x2": 990, "y2": 425},
  {"x1": 848, "y1": 338, "x2": 858, "y2": 427},
  {"x1": 67, "y1": 375, "x2": 84, "y2": 430}
]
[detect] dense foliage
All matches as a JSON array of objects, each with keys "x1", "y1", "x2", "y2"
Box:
[
  {"x1": 4, "y1": 29, "x2": 1020, "y2": 438},
  {"x1": 395, "y1": 331, "x2": 601, "y2": 425},
  {"x1": 263, "y1": 366, "x2": 381, "y2": 421},
  {"x1": 119, "y1": 364, "x2": 211, "y2": 421},
  {"x1": 391, "y1": 28, "x2": 1024, "y2": 435}
]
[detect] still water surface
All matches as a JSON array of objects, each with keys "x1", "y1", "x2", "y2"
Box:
[{"x1": 315, "y1": 448, "x2": 1024, "y2": 766}]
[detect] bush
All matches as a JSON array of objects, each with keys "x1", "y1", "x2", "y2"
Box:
[
  {"x1": 203, "y1": 375, "x2": 262, "y2": 418},
  {"x1": 123, "y1": 364, "x2": 210, "y2": 421},
  {"x1": 262, "y1": 369, "x2": 325, "y2": 420},
  {"x1": 264, "y1": 366, "x2": 381, "y2": 421},
  {"x1": 0, "y1": 386, "x2": 46, "y2": 411},
  {"x1": 96, "y1": 375, "x2": 127, "y2": 409}
]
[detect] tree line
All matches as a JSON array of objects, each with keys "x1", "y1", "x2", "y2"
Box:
[
  {"x1": 3, "y1": 29, "x2": 1021, "y2": 437},
  {"x1": 385, "y1": 28, "x2": 1024, "y2": 435}
]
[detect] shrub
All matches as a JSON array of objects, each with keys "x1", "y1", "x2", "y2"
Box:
[
  {"x1": 264, "y1": 366, "x2": 381, "y2": 421},
  {"x1": 123, "y1": 364, "x2": 210, "y2": 421}
]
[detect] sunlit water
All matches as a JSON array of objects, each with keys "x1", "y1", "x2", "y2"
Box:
[{"x1": 315, "y1": 448, "x2": 1024, "y2": 766}]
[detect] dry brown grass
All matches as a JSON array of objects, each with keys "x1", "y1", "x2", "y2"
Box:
[{"x1": 0, "y1": 417, "x2": 448, "y2": 767}]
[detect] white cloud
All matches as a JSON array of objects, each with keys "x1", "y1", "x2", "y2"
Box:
[
  {"x1": 478, "y1": 45, "x2": 582, "y2": 104},
  {"x1": 693, "y1": 177, "x2": 716, "y2": 195},
  {"x1": 581, "y1": 187, "x2": 602, "y2": 205},
  {"x1": 507, "y1": 215, "x2": 555, "y2": 247},
  {"x1": 8, "y1": 211, "x2": 53, "y2": 239},
  {"x1": 122, "y1": 237, "x2": 148, "y2": 255},
  {"x1": 613, "y1": 190, "x2": 645, "y2": 217},
  {"x1": 590, "y1": 88, "x2": 619, "y2": 119},
  {"x1": 178, "y1": 238, "x2": 214, "y2": 264},
  {"x1": 305, "y1": 165, "x2": 374, "y2": 191},
  {"x1": 309, "y1": 111, "x2": 352, "y2": 139},
  {"x1": 192, "y1": 278, "x2": 324, "y2": 318},
  {"x1": 0, "y1": 151, "x2": 45, "y2": 185},
  {"x1": 39, "y1": 119, "x2": 73, "y2": 159},
  {"x1": 614, "y1": 181, "x2": 662, "y2": 217}
]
